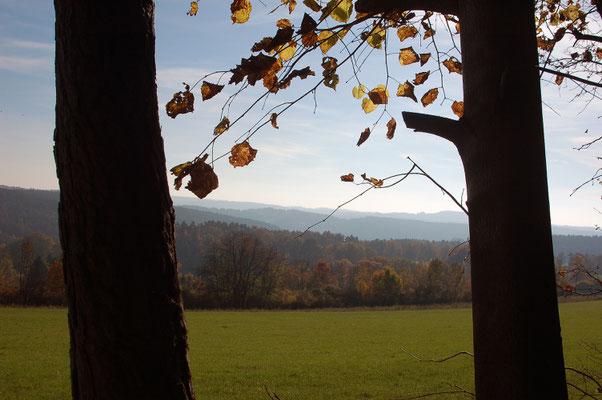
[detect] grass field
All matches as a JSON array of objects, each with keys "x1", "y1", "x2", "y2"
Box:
[{"x1": 0, "y1": 301, "x2": 600, "y2": 399}]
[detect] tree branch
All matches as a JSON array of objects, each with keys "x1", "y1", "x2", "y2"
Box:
[
  {"x1": 355, "y1": 0, "x2": 458, "y2": 16},
  {"x1": 402, "y1": 112, "x2": 466, "y2": 145},
  {"x1": 538, "y1": 67, "x2": 602, "y2": 89},
  {"x1": 400, "y1": 346, "x2": 474, "y2": 363},
  {"x1": 570, "y1": 29, "x2": 602, "y2": 44}
]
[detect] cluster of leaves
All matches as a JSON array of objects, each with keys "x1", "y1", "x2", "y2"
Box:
[{"x1": 169, "y1": 1, "x2": 468, "y2": 198}]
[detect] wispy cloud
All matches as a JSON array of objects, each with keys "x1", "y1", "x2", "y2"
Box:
[
  {"x1": 1, "y1": 39, "x2": 54, "y2": 51},
  {"x1": 0, "y1": 55, "x2": 52, "y2": 74}
]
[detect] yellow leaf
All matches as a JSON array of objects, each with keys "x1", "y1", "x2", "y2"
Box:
[
  {"x1": 318, "y1": 30, "x2": 339, "y2": 54},
  {"x1": 451, "y1": 101, "x2": 464, "y2": 118},
  {"x1": 396, "y1": 81, "x2": 417, "y2": 102},
  {"x1": 397, "y1": 25, "x2": 418, "y2": 42},
  {"x1": 276, "y1": 41, "x2": 297, "y2": 61},
  {"x1": 231, "y1": 0, "x2": 252, "y2": 24},
  {"x1": 399, "y1": 47, "x2": 419, "y2": 65},
  {"x1": 361, "y1": 97, "x2": 377, "y2": 113},
  {"x1": 421, "y1": 88, "x2": 439, "y2": 107},
  {"x1": 186, "y1": 1, "x2": 198, "y2": 16},
  {"x1": 214, "y1": 117, "x2": 230, "y2": 135},
  {"x1": 277, "y1": 19, "x2": 292, "y2": 28},
  {"x1": 386, "y1": 118, "x2": 396, "y2": 139},
  {"x1": 327, "y1": 0, "x2": 353, "y2": 23},
  {"x1": 366, "y1": 24, "x2": 386, "y2": 49},
  {"x1": 352, "y1": 84, "x2": 367, "y2": 99},
  {"x1": 303, "y1": 0, "x2": 322, "y2": 12},
  {"x1": 564, "y1": 5, "x2": 580, "y2": 21},
  {"x1": 229, "y1": 141, "x2": 258, "y2": 167}
]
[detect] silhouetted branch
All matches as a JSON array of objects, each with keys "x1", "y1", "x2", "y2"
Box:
[
  {"x1": 538, "y1": 67, "x2": 602, "y2": 89},
  {"x1": 400, "y1": 346, "x2": 474, "y2": 363},
  {"x1": 265, "y1": 386, "x2": 283, "y2": 400},
  {"x1": 389, "y1": 389, "x2": 473, "y2": 400},
  {"x1": 355, "y1": 0, "x2": 459, "y2": 15},
  {"x1": 402, "y1": 112, "x2": 466, "y2": 145},
  {"x1": 574, "y1": 135, "x2": 602, "y2": 151}
]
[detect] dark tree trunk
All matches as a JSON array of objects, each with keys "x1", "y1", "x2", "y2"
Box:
[
  {"x1": 357, "y1": 0, "x2": 568, "y2": 398},
  {"x1": 54, "y1": 1, "x2": 195, "y2": 399}
]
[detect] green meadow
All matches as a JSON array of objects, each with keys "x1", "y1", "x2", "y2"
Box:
[{"x1": 0, "y1": 301, "x2": 600, "y2": 399}]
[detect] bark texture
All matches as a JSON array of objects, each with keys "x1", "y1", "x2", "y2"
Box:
[
  {"x1": 54, "y1": 1, "x2": 195, "y2": 399},
  {"x1": 360, "y1": 0, "x2": 568, "y2": 398}
]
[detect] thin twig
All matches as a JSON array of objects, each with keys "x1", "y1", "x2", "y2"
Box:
[
  {"x1": 400, "y1": 347, "x2": 474, "y2": 363},
  {"x1": 389, "y1": 389, "x2": 472, "y2": 400}
]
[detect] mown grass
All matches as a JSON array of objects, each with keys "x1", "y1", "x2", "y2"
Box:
[{"x1": 0, "y1": 301, "x2": 600, "y2": 399}]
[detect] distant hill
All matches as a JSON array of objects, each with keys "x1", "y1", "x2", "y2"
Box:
[{"x1": 1, "y1": 186, "x2": 601, "y2": 255}]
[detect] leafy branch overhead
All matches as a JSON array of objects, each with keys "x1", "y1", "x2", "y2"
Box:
[{"x1": 170, "y1": 0, "x2": 600, "y2": 200}]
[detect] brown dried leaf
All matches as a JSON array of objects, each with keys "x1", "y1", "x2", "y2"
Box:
[
  {"x1": 596, "y1": 48, "x2": 602, "y2": 60},
  {"x1": 270, "y1": 113, "x2": 279, "y2": 129},
  {"x1": 187, "y1": 1, "x2": 198, "y2": 16},
  {"x1": 399, "y1": 47, "x2": 419, "y2": 66},
  {"x1": 537, "y1": 36, "x2": 555, "y2": 51},
  {"x1": 340, "y1": 173, "x2": 355, "y2": 182},
  {"x1": 396, "y1": 81, "x2": 417, "y2": 102},
  {"x1": 229, "y1": 141, "x2": 258, "y2": 167},
  {"x1": 420, "y1": 53, "x2": 431, "y2": 66},
  {"x1": 231, "y1": 0, "x2": 252, "y2": 24},
  {"x1": 397, "y1": 26, "x2": 418, "y2": 42},
  {"x1": 299, "y1": 13, "x2": 318, "y2": 35},
  {"x1": 357, "y1": 128, "x2": 371, "y2": 146},
  {"x1": 302, "y1": 32, "x2": 319, "y2": 47},
  {"x1": 451, "y1": 101, "x2": 464, "y2": 118},
  {"x1": 368, "y1": 86, "x2": 388, "y2": 105},
  {"x1": 423, "y1": 28, "x2": 436, "y2": 39},
  {"x1": 555, "y1": 74, "x2": 564, "y2": 85},
  {"x1": 386, "y1": 118, "x2": 396, "y2": 139},
  {"x1": 421, "y1": 88, "x2": 438, "y2": 107},
  {"x1": 186, "y1": 160, "x2": 219, "y2": 199},
  {"x1": 443, "y1": 57, "x2": 462, "y2": 74},
  {"x1": 413, "y1": 71, "x2": 430, "y2": 85},
  {"x1": 230, "y1": 54, "x2": 280, "y2": 86},
  {"x1": 361, "y1": 173, "x2": 383, "y2": 187},
  {"x1": 166, "y1": 85, "x2": 194, "y2": 118},
  {"x1": 214, "y1": 117, "x2": 231, "y2": 135},
  {"x1": 201, "y1": 81, "x2": 224, "y2": 101},
  {"x1": 277, "y1": 66, "x2": 315, "y2": 90}
]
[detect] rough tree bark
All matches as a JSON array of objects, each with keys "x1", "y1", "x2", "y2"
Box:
[
  {"x1": 356, "y1": 0, "x2": 568, "y2": 398},
  {"x1": 54, "y1": 1, "x2": 196, "y2": 399}
]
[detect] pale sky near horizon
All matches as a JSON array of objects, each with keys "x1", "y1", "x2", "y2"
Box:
[{"x1": 0, "y1": 0, "x2": 600, "y2": 228}]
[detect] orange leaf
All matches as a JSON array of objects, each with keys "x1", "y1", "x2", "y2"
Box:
[
  {"x1": 421, "y1": 88, "x2": 439, "y2": 107},
  {"x1": 361, "y1": 173, "x2": 383, "y2": 187},
  {"x1": 555, "y1": 74, "x2": 564, "y2": 85},
  {"x1": 413, "y1": 71, "x2": 430, "y2": 85},
  {"x1": 396, "y1": 81, "x2": 417, "y2": 102},
  {"x1": 386, "y1": 118, "x2": 396, "y2": 139},
  {"x1": 229, "y1": 141, "x2": 258, "y2": 167},
  {"x1": 451, "y1": 101, "x2": 464, "y2": 118},
  {"x1": 399, "y1": 47, "x2": 419, "y2": 66},
  {"x1": 187, "y1": 1, "x2": 198, "y2": 16},
  {"x1": 340, "y1": 173, "x2": 354, "y2": 182},
  {"x1": 166, "y1": 85, "x2": 194, "y2": 119},
  {"x1": 200, "y1": 81, "x2": 224, "y2": 101},
  {"x1": 420, "y1": 53, "x2": 431, "y2": 66},
  {"x1": 537, "y1": 36, "x2": 554, "y2": 51},
  {"x1": 563, "y1": 284, "x2": 575, "y2": 292},
  {"x1": 277, "y1": 18, "x2": 292, "y2": 28},
  {"x1": 397, "y1": 25, "x2": 418, "y2": 42},
  {"x1": 558, "y1": 270, "x2": 566, "y2": 277},
  {"x1": 357, "y1": 128, "x2": 371, "y2": 146},
  {"x1": 443, "y1": 57, "x2": 462, "y2": 74},
  {"x1": 231, "y1": 0, "x2": 252, "y2": 24},
  {"x1": 596, "y1": 48, "x2": 602, "y2": 60},
  {"x1": 270, "y1": 113, "x2": 279, "y2": 129},
  {"x1": 302, "y1": 32, "x2": 319, "y2": 47},
  {"x1": 423, "y1": 28, "x2": 436, "y2": 39}
]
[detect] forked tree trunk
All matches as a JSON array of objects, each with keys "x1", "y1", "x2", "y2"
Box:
[
  {"x1": 54, "y1": 1, "x2": 195, "y2": 398},
  {"x1": 357, "y1": 0, "x2": 568, "y2": 398}
]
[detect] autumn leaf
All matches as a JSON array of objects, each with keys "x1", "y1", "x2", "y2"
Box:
[
  {"x1": 352, "y1": 84, "x2": 367, "y2": 99},
  {"x1": 286, "y1": 0, "x2": 297, "y2": 13},
  {"x1": 421, "y1": 88, "x2": 439, "y2": 107},
  {"x1": 318, "y1": 30, "x2": 339, "y2": 54},
  {"x1": 277, "y1": 18, "x2": 292, "y2": 28},
  {"x1": 537, "y1": 36, "x2": 555, "y2": 51},
  {"x1": 201, "y1": 81, "x2": 224, "y2": 101},
  {"x1": 231, "y1": 0, "x2": 252, "y2": 24},
  {"x1": 361, "y1": 97, "x2": 377, "y2": 113},
  {"x1": 420, "y1": 53, "x2": 431, "y2": 66},
  {"x1": 557, "y1": 270, "x2": 565, "y2": 277},
  {"x1": 230, "y1": 54, "x2": 280, "y2": 86},
  {"x1": 563, "y1": 4, "x2": 581, "y2": 22},
  {"x1": 275, "y1": 41, "x2": 297, "y2": 61},
  {"x1": 171, "y1": 155, "x2": 219, "y2": 200},
  {"x1": 170, "y1": 161, "x2": 193, "y2": 189},
  {"x1": 397, "y1": 25, "x2": 418, "y2": 42},
  {"x1": 252, "y1": 26, "x2": 294, "y2": 53},
  {"x1": 386, "y1": 118, "x2": 396, "y2": 139},
  {"x1": 166, "y1": 84, "x2": 194, "y2": 118},
  {"x1": 555, "y1": 74, "x2": 564, "y2": 85},
  {"x1": 451, "y1": 101, "x2": 464, "y2": 118},
  {"x1": 423, "y1": 28, "x2": 436, "y2": 39},
  {"x1": 322, "y1": 56, "x2": 339, "y2": 90},
  {"x1": 303, "y1": 0, "x2": 321, "y2": 12},
  {"x1": 399, "y1": 47, "x2": 419, "y2": 66},
  {"x1": 563, "y1": 284, "x2": 575, "y2": 292},
  {"x1": 367, "y1": 85, "x2": 389, "y2": 105},
  {"x1": 229, "y1": 141, "x2": 258, "y2": 167},
  {"x1": 357, "y1": 128, "x2": 371, "y2": 146},
  {"x1": 597, "y1": 48, "x2": 602, "y2": 60},
  {"x1": 214, "y1": 117, "x2": 230, "y2": 135},
  {"x1": 302, "y1": 32, "x2": 319, "y2": 47},
  {"x1": 277, "y1": 66, "x2": 315, "y2": 90},
  {"x1": 187, "y1": 1, "x2": 198, "y2": 16},
  {"x1": 270, "y1": 113, "x2": 279, "y2": 129},
  {"x1": 413, "y1": 71, "x2": 430, "y2": 85},
  {"x1": 396, "y1": 81, "x2": 417, "y2": 102},
  {"x1": 325, "y1": 0, "x2": 353, "y2": 23},
  {"x1": 361, "y1": 173, "x2": 383, "y2": 187},
  {"x1": 340, "y1": 173, "x2": 355, "y2": 182},
  {"x1": 443, "y1": 57, "x2": 462, "y2": 74},
  {"x1": 366, "y1": 24, "x2": 386, "y2": 49},
  {"x1": 262, "y1": 57, "x2": 284, "y2": 92},
  {"x1": 299, "y1": 13, "x2": 318, "y2": 35}
]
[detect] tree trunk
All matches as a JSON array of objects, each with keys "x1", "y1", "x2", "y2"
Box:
[
  {"x1": 54, "y1": 1, "x2": 195, "y2": 399},
  {"x1": 458, "y1": 1, "x2": 567, "y2": 398}
]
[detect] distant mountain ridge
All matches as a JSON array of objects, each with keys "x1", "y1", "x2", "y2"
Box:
[{"x1": 1, "y1": 187, "x2": 601, "y2": 255}]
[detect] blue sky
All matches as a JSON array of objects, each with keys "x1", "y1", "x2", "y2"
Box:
[{"x1": 0, "y1": 0, "x2": 600, "y2": 228}]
